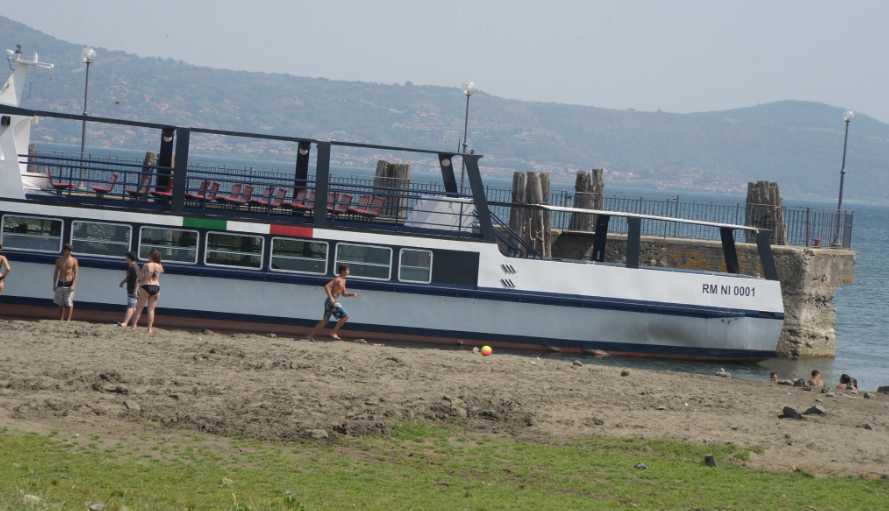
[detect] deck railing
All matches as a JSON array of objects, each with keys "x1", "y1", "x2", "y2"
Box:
[{"x1": 20, "y1": 153, "x2": 854, "y2": 248}]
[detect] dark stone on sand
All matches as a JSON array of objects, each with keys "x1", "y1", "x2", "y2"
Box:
[
  {"x1": 863, "y1": 392, "x2": 872, "y2": 399},
  {"x1": 572, "y1": 360, "x2": 584, "y2": 367},
  {"x1": 704, "y1": 455, "x2": 717, "y2": 467},
  {"x1": 877, "y1": 386, "x2": 889, "y2": 394},
  {"x1": 634, "y1": 463, "x2": 648, "y2": 470},
  {"x1": 479, "y1": 409, "x2": 499, "y2": 420},
  {"x1": 779, "y1": 406, "x2": 803, "y2": 420},
  {"x1": 803, "y1": 404, "x2": 827, "y2": 416},
  {"x1": 793, "y1": 378, "x2": 806, "y2": 387},
  {"x1": 620, "y1": 370, "x2": 630, "y2": 377},
  {"x1": 858, "y1": 423, "x2": 874, "y2": 431}
]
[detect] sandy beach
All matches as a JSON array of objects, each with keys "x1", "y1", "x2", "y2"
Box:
[{"x1": 1, "y1": 318, "x2": 887, "y2": 478}]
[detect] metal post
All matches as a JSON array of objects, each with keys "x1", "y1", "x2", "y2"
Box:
[
  {"x1": 833, "y1": 115, "x2": 852, "y2": 246},
  {"x1": 171, "y1": 128, "x2": 190, "y2": 213},
  {"x1": 459, "y1": 92, "x2": 471, "y2": 193},
  {"x1": 79, "y1": 60, "x2": 91, "y2": 162}
]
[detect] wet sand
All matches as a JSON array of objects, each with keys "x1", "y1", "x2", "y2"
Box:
[{"x1": 1, "y1": 319, "x2": 887, "y2": 477}]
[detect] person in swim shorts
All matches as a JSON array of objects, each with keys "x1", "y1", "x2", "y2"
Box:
[
  {"x1": 0, "y1": 244, "x2": 11, "y2": 296},
  {"x1": 52, "y1": 244, "x2": 79, "y2": 321},
  {"x1": 308, "y1": 263, "x2": 358, "y2": 341}
]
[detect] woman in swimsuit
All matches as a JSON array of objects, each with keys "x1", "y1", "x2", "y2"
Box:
[{"x1": 129, "y1": 248, "x2": 164, "y2": 335}]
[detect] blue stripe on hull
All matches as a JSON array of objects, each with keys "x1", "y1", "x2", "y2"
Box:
[
  {"x1": 0, "y1": 296, "x2": 778, "y2": 362},
  {"x1": 3, "y1": 252, "x2": 785, "y2": 322}
]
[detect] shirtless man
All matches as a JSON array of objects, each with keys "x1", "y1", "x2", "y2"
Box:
[
  {"x1": 309, "y1": 264, "x2": 358, "y2": 340},
  {"x1": 52, "y1": 244, "x2": 79, "y2": 321},
  {"x1": 0, "y1": 244, "x2": 11, "y2": 295}
]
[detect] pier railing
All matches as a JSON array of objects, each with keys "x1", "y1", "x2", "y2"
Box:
[{"x1": 21, "y1": 153, "x2": 854, "y2": 249}]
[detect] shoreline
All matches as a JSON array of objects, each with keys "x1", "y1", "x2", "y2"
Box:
[{"x1": 1, "y1": 318, "x2": 887, "y2": 478}]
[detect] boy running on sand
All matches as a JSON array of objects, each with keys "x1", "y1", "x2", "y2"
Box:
[
  {"x1": 309, "y1": 264, "x2": 358, "y2": 340},
  {"x1": 0, "y1": 244, "x2": 11, "y2": 295},
  {"x1": 52, "y1": 244, "x2": 79, "y2": 321},
  {"x1": 118, "y1": 252, "x2": 139, "y2": 327}
]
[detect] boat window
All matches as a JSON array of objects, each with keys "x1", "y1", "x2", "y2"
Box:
[
  {"x1": 335, "y1": 243, "x2": 392, "y2": 280},
  {"x1": 139, "y1": 227, "x2": 199, "y2": 264},
  {"x1": 70, "y1": 221, "x2": 132, "y2": 258},
  {"x1": 398, "y1": 248, "x2": 433, "y2": 284},
  {"x1": 0, "y1": 215, "x2": 63, "y2": 253},
  {"x1": 270, "y1": 238, "x2": 328, "y2": 275},
  {"x1": 205, "y1": 232, "x2": 264, "y2": 269}
]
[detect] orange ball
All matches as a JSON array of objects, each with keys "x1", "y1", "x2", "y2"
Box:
[{"x1": 480, "y1": 345, "x2": 493, "y2": 357}]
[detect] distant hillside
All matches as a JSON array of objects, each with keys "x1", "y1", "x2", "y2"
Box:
[{"x1": 3, "y1": 16, "x2": 888, "y2": 202}]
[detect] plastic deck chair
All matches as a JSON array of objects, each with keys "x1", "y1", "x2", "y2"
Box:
[
  {"x1": 348, "y1": 195, "x2": 385, "y2": 218},
  {"x1": 250, "y1": 186, "x2": 275, "y2": 208},
  {"x1": 225, "y1": 184, "x2": 252, "y2": 206},
  {"x1": 185, "y1": 180, "x2": 210, "y2": 200},
  {"x1": 203, "y1": 182, "x2": 220, "y2": 202},
  {"x1": 327, "y1": 192, "x2": 353, "y2": 214},
  {"x1": 91, "y1": 172, "x2": 118, "y2": 196},
  {"x1": 49, "y1": 169, "x2": 76, "y2": 194},
  {"x1": 292, "y1": 190, "x2": 315, "y2": 211},
  {"x1": 151, "y1": 177, "x2": 174, "y2": 198},
  {"x1": 218, "y1": 183, "x2": 243, "y2": 203}
]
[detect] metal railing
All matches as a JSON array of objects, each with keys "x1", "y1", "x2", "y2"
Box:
[{"x1": 19, "y1": 153, "x2": 854, "y2": 248}]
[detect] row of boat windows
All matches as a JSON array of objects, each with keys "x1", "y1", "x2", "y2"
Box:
[{"x1": 0, "y1": 214, "x2": 433, "y2": 283}]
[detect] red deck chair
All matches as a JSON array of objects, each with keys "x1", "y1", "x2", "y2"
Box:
[
  {"x1": 270, "y1": 187, "x2": 287, "y2": 208},
  {"x1": 185, "y1": 180, "x2": 210, "y2": 200},
  {"x1": 49, "y1": 169, "x2": 76, "y2": 194},
  {"x1": 126, "y1": 173, "x2": 154, "y2": 198},
  {"x1": 328, "y1": 192, "x2": 353, "y2": 215},
  {"x1": 225, "y1": 184, "x2": 252, "y2": 206},
  {"x1": 204, "y1": 182, "x2": 221, "y2": 202},
  {"x1": 291, "y1": 189, "x2": 315, "y2": 211},
  {"x1": 348, "y1": 195, "x2": 385, "y2": 218},
  {"x1": 250, "y1": 186, "x2": 275, "y2": 208},
  {"x1": 151, "y1": 177, "x2": 175, "y2": 199},
  {"x1": 218, "y1": 183, "x2": 242, "y2": 203},
  {"x1": 91, "y1": 172, "x2": 118, "y2": 196}
]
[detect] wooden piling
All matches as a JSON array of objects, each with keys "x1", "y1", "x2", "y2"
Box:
[
  {"x1": 139, "y1": 151, "x2": 157, "y2": 195},
  {"x1": 374, "y1": 160, "x2": 410, "y2": 222},
  {"x1": 508, "y1": 170, "x2": 552, "y2": 257},
  {"x1": 745, "y1": 181, "x2": 786, "y2": 244},
  {"x1": 27, "y1": 143, "x2": 39, "y2": 173},
  {"x1": 569, "y1": 168, "x2": 604, "y2": 231}
]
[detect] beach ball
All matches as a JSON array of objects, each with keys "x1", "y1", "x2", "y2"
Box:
[{"x1": 480, "y1": 345, "x2": 493, "y2": 357}]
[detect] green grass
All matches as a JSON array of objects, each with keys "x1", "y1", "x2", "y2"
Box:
[{"x1": 1, "y1": 423, "x2": 887, "y2": 510}]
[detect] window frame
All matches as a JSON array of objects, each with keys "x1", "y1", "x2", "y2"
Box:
[
  {"x1": 398, "y1": 248, "x2": 434, "y2": 284},
  {"x1": 269, "y1": 237, "x2": 329, "y2": 276},
  {"x1": 0, "y1": 214, "x2": 64, "y2": 254},
  {"x1": 69, "y1": 220, "x2": 133, "y2": 259},
  {"x1": 203, "y1": 230, "x2": 265, "y2": 270},
  {"x1": 334, "y1": 242, "x2": 393, "y2": 281},
  {"x1": 137, "y1": 225, "x2": 200, "y2": 265}
]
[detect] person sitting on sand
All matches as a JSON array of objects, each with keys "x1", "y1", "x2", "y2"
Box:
[
  {"x1": 308, "y1": 263, "x2": 358, "y2": 341},
  {"x1": 0, "y1": 244, "x2": 11, "y2": 296},
  {"x1": 769, "y1": 371, "x2": 779, "y2": 384},
  {"x1": 52, "y1": 244, "x2": 79, "y2": 321},
  {"x1": 836, "y1": 373, "x2": 859, "y2": 394},
  {"x1": 129, "y1": 249, "x2": 163, "y2": 335},
  {"x1": 807, "y1": 369, "x2": 824, "y2": 388}
]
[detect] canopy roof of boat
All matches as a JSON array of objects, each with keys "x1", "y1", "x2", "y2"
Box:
[{"x1": 530, "y1": 204, "x2": 762, "y2": 232}]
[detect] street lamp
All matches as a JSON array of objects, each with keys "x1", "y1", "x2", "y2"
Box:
[
  {"x1": 459, "y1": 80, "x2": 476, "y2": 193},
  {"x1": 833, "y1": 109, "x2": 854, "y2": 246},
  {"x1": 79, "y1": 47, "x2": 96, "y2": 164}
]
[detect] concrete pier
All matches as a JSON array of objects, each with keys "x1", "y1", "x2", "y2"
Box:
[{"x1": 551, "y1": 231, "x2": 855, "y2": 358}]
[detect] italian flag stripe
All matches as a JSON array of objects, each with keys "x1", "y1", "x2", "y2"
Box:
[
  {"x1": 183, "y1": 217, "x2": 226, "y2": 230},
  {"x1": 269, "y1": 224, "x2": 313, "y2": 238}
]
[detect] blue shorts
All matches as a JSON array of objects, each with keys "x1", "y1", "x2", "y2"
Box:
[
  {"x1": 323, "y1": 299, "x2": 347, "y2": 321},
  {"x1": 126, "y1": 293, "x2": 138, "y2": 308}
]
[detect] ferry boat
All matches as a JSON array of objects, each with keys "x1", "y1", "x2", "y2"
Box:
[{"x1": 0, "y1": 47, "x2": 784, "y2": 361}]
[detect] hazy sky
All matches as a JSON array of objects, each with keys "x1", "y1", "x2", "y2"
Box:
[{"x1": 7, "y1": 0, "x2": 888, "y2": 121}]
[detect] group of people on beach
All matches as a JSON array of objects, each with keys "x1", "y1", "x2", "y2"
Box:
[
  {"x1": 0, "y1": 243, "x2": 357, "y2": 339},
  {"x1": 770, "y1": 369, "x2": 859, "y2": 393},
  {"x1": 0, "y1": 243, "x2": 164, "y2": 334}
]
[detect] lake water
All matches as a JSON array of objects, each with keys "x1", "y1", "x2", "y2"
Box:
[{"x1": 34, "y1": 145, "x2": 889, "y2": 389}]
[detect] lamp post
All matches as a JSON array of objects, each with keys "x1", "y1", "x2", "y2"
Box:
[
  {"x1": 833, "y1": 110, "x2": 854, "y2": 246},
  {"x1": 459, "y1": 80, "x2": 475, "y2": 193},
  {"x1": 78, "y1": 47, "x2": 96, "y2": 187}
]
